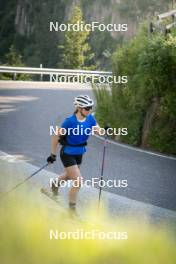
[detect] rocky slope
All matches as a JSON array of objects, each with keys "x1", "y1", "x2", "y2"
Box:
[{"x1": 0, "y1": 0, "x2": 171, "y2": 68}]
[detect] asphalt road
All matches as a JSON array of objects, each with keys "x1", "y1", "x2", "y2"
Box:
[{"x1": 0, "y1": 81, "x2": 176, "y2": 211}]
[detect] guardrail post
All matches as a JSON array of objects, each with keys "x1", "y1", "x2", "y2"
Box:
[
  {"x1": 40, "y1": 64, "x2": 43, "y2": 81},
  {"x1": 148, "y1": 15, "x2": 151, "y2": 39},
  {"x1": 13, "y1": 72, "x2": 17, "y2": 80},
  {"x1": 172, "y1": 0, "x2": 175, "y2": 9}
]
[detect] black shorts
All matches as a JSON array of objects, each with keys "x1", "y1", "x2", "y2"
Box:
[{"x1": 60, "y1": 147, "x2": 83, "y2": 168}]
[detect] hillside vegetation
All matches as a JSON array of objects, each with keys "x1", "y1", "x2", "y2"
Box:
[
  {"x1": 93, "y1": 26, "x2": 176, "y2": 155},
  {"x1": 0, "y1": 0, "x2": 171, "y2": 69}
]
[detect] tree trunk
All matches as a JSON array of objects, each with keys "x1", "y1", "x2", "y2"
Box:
[{"x1": 141, "y1": 97, "x2": 160, "y2": 148}]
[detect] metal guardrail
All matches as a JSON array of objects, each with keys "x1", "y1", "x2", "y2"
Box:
[
  {"x1": 150, "y1": 9, "x2": 176, "y2": 35},
  {"x1": 0, "y1": 66, "x2": 112, "y2": 82},
  {"x1": 0, "y1": 66, "x2": 112, "y2": 75},
  {"x1": 157, "y1": 10, "x2": 176, "y2": 20}
]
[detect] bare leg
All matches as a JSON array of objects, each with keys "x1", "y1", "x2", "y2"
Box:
[
  {"x1": 51, "y1": 170, "x2": 68, "y2": 195},
  {"x1": 65, "y1": 165, "x2": 82, "y2": 207},
  {"x1": 58, "y1": 170, "x2": 69, "y2": 182}
]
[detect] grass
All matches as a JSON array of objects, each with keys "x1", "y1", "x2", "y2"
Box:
[{"x1": 0, "y1": 192, "x2": 176, "y2": 264}]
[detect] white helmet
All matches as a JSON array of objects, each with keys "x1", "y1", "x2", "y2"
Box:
[{"x1": 74, "y1": 95, "x2": 94, "y2": 108}]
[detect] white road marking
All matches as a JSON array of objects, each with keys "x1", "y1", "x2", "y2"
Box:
[{"x1": 93, "y1": 134, "x2": 176, "y2": 161}]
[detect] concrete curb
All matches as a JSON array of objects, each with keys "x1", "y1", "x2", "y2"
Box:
[{"x1": 0, "y1": 80, "x2": 92, "y2": 90}]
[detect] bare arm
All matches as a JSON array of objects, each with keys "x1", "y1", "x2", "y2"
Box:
[
  {"x1": 50, "y1": 127, "x2": 64, "y2": 155},
  {"x1": 51, "y1": 135, "x2": 59, "y2": 155}
]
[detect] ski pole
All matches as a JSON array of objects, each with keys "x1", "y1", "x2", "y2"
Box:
[
  {"x1": 98, "y1": 126, "x2": 108, "y2": 210},
  {"x1": 1, "y1": 163, "x2": 49, "y2": 198}
]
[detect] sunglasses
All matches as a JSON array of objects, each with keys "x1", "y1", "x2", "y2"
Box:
[{"x1": 83, "y1": 106, "x2": 92, "y2": 111}]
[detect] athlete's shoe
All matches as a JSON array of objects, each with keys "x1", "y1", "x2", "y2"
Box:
[
  {"x1": 68, "y1": 202, "x2": 82, "y2": 220},
  {"x1": 68, "y1": 208, "x2": 80, "y2": 219}
]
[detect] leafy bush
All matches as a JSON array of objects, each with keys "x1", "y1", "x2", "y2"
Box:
[{"x1": 93, "y1": 25, "x2": 176, "y2": 154}]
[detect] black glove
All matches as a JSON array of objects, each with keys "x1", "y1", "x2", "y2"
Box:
[{"x1": 47, "y1": 153, "x2": 56, "y2": 163}]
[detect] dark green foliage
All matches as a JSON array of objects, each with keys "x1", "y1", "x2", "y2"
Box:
[
  {"x1": 0, "y1": 0, "x2": 66, "y2": 68},
  {"x1": 0, "y1": 0, "x2": 17, "y2": 62},
  {"x1": 0, "y1": 45, "x2": 31, "y2": 80},
  {"x1": 94, "y1": 25, "x2": 176, "y2": 154},
  {"x1": 90, "y1": 30, "x2": 120, "y2": 69}
]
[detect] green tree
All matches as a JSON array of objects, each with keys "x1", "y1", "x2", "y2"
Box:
[
  {"x1": 0, "y1": 45, "x2": 30, "y2": 80},
  {"x1": 5, "y1": 45, "x2": 24, "y2": 66},
  {"x1": 58, "y1": 6, "x2": 94, "y2": 69}
]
